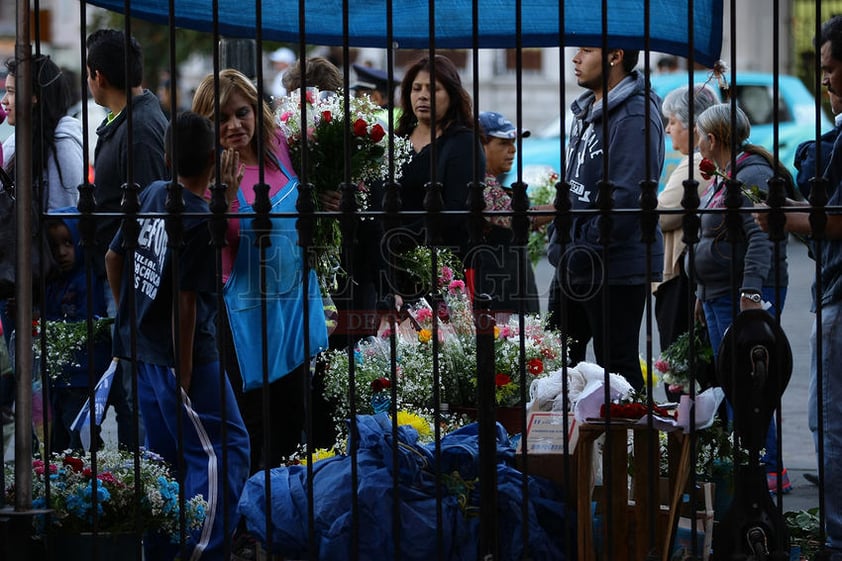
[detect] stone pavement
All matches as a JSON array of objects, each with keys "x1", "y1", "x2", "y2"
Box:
[{"x1": 534, "y1": 235, "x2": 820, "y2": 514}]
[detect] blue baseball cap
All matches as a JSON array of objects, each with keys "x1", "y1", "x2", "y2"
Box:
[
  {"x1": 351, "y1": 63, "x2": 393, "y2": 91},
  {"x1": 478, "y1": 111, "x2": 531, "y2": 140}
]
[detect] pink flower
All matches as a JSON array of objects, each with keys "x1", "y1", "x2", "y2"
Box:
[
  {"x1": 279, "y1": 111, "x2": 292, "y2": 123},
  {"x1": 97, "y1": 472, "x2": 120, "y2": 486},
  {"x1": 415, "y1": 308, "x2": 433, "y2": 322},
  {"x1": 305, "y1": 90, "x2": 317, "y2": 104},
  {"x1": 498, "y1": 325, "x2": 513, "y2": 339},
  {"x1": 448, "y1": 279, "x2": 465, "y2": 294},
  {"x1": 438, "y1": 266, "x2": 454, "y2": 286},
  {"x1": 654, "y1": 359, "x2": 671, "y2": 374}
]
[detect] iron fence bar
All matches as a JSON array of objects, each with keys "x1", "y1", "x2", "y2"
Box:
[
  {"x1": 553, "y1": 6, "x2": 576, "y2": 558},
  {"x1": 476, "y1": 294, "x2": 498, "y2": 559},
  {"x1": 597, "y1": 2, "x2": 618, "y2": 559},
  {"x1": 811, "y1": 0, "x2": 830, "y2": 549},
  {"x1": 640, "y1": 1, "x2": 661, "y2": 558},
  {"x1": 682, "y1": 2, "x2": 703, "y2": 560},
  {"x1": 12, "y1": 2, "x2": 35, "y2": 558},
  {"x1": 206, "y1": 5, "x2": 235, "y2": 560},
  {"x1": 385, "y1": 3, "x2": 401, "y2": 561}
]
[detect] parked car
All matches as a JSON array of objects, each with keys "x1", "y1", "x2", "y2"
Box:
[{"x1": 505, "y1": 71, "x2": 832, "y2": 192}]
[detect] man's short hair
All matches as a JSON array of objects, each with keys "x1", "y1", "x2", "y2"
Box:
[
  {"x1": 819, "y1": 15, "x2": 842, "y2": 64},
  {"x1": 86, "y1": 29, "x2": 143, "y2": 91},
  {"x1": 165, "y1": 112, "x2": 214, "y2": 179},
  {"x1": 621, "y1": 49, "x2": 640, "y2": 73}
]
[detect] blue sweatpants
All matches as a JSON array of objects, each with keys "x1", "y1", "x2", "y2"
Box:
[{"x1": 137, "y1": 361, "x2": 250, "y2": 561}]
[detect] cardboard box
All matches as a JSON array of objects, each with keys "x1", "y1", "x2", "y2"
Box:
[{"x1": 515, "y1": 412, "x2": 579, "y2": 502}]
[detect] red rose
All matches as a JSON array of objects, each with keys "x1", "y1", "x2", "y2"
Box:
[
  {"x1": 63, "y1": 455, "x2": 84, "y2": 472},
  {"x1": 369, "y1": 123, "x2": 386, "y2": 142},
  {"x1": 97, "y1": 472, "x2": 120, "y2": 485},
  {"x1": 353, "y1": 118, "x2": 368, "y2": 137},
  {"x1": 321, "y1": 110, "x2": 332, "y2": 123},
  {"x1": 495, "y1": 373, "x2": 512, "y2": 387},
  {"x1": 527, "y1": 358, "x2": 544, "y2": 375},
  {"x1": 371, "y1": 377, "x2": 391, "y2": 393},
  {"x1": 699, "y1": 158, "x2": 717, "y2": 181}
]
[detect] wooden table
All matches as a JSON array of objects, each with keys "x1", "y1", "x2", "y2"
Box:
[{"x1": 576, "y1": 423, "x2": 693, "y2": 561}]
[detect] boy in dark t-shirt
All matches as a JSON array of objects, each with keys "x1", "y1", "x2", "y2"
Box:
[{"x1": 106, "y1": 112, "x2": 249, "y2": 560}]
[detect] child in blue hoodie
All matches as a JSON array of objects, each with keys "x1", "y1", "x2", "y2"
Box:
[{"x1": 43, "y1": 208, "x2": 111, "y2": 452}]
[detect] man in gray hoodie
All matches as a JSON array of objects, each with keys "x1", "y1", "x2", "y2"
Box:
[{"x1": 547, "y1": 46, "x2": 664, "y2": 391}]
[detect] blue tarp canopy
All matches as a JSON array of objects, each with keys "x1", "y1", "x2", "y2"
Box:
[{"x1": 85, "y1": 0, "x2": 723, "y2": 67}]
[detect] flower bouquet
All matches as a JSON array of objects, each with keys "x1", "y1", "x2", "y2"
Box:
[
  {"x1": 276, "y1": 88, "x2": 413, "y2": 289},
  {"x1": 321, "y1": 274, "x2": 569, "y2": 439},
  {"x1": 32, "y1": 317, "x2": 113, "y2": 382},
  {"x1": 523, "y1": 167, "x2": 559, "y2": 265},
  {"x1": 394, "y1": 245, "x2": 464, "y2": 297},
  {"x1": 3, "y1": 448, "x2": 207, "y2": 539},
  {"x1": 654, "y1": 324, "x2": 714, "y2": 394}
]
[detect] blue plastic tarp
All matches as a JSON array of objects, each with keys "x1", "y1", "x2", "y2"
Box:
[
  {"x1": 237, "y1": 414, "x2": 572, "y2": 560},
  {"x1": 84, "y1": 0, "x2": 723, "y2": 67}
]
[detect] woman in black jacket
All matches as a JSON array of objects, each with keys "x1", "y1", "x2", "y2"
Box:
[{"x1": 383, "y1": 55, "x2": 484, "y2": 299}]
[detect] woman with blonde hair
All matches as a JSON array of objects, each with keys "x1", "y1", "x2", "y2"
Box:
[{"x1": 192, "y1": 69, "x2": 328, "y2": 471}]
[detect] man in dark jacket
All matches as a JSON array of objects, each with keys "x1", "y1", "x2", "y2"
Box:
[
  {"x1": 756, "y1": 16, "x2": 842, "y2": 557},
  {"x1": 86, "y1": 29, "x2": 169, "y2": 449},
  {"x1": 794, "y1": 90, "x2": 842, "y2": 200},
  {"x1": 548, "y1": 46, "x2": 664, "y2": 391},
  {"x1": 86, "y1": 29, "x2": 169, "y2": 273}
]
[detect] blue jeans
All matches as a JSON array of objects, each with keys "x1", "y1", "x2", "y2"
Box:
[
  {"x1": 811, "y1": 302, "x2": 842, "y2": 556},
  {"x1": 702, "y1": 287, "x2": 786, "y2": 472}
]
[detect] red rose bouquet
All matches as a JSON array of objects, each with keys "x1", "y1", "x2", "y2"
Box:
[{"x1": 276, "y1": 88, "x2": 412, "y2": 289}]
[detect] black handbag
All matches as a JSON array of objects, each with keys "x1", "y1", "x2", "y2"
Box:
[{"x1": 0, "y1": 167, "x2": 56, "y2": 299}]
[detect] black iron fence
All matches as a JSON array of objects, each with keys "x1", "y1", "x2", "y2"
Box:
[{"x1": 0, "y1": 1, "x2": 837, "y2": 560}]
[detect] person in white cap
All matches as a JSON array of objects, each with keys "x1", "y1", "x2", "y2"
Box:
[{"x1": 269, "y1": 47, "x2": 296, "y2": 101}]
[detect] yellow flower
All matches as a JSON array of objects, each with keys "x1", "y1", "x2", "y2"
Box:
[
  {"x1": 299, "y1": 448, "x2": 336, "y2": 465},
  {"x1": 418, "y1": 329, "x2": 433, "y2": 343},
  {"x1": 493, "y1": 326, "x2": 500, "y2": 339},
  {"x1": 396, "y1": 410, "x2": 432, "y2": 440},
  {"x1": 640, "y1": 356, "x2": 659, "y2": 386}
]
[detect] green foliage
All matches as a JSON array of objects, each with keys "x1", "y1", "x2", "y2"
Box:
[
  {"x1": 785, "y1": 508, "x2": 823, "y2": 560},
  {"x1": 654, "y1": 323, "x2": 713, "y2": 391},
  {"x1": 33, "y1": 318, "x2": 114, "y2": 383}
]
